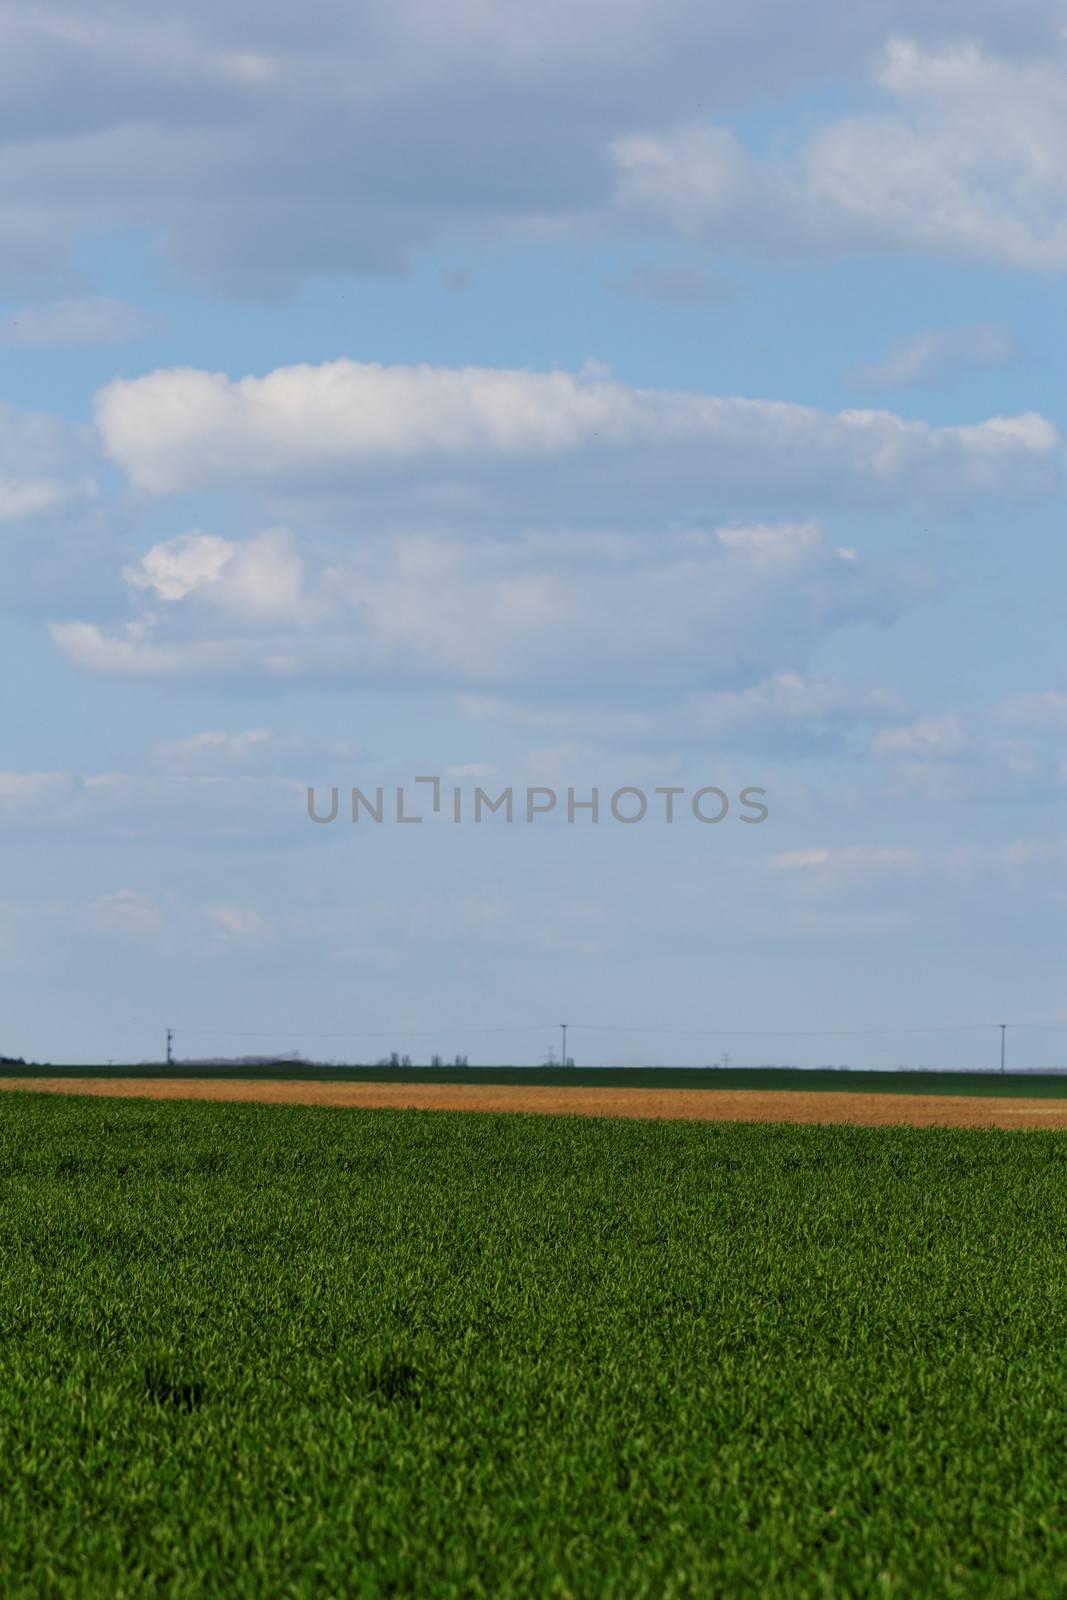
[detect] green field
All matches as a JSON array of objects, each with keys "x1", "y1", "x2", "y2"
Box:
[
  {"x1": 5, "y1": 1061, "x2": 1067, "y2": 1097},
  {"x1": 3, "y1": 1091, "x2": 1067, "y2": 1597}
]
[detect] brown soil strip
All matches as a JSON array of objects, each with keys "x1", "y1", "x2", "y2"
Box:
[{"x1": 3, "y1": 1077, "x2": 1067, "y2": 1129}]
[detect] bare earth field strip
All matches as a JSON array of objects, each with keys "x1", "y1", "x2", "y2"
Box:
[{"x1": 4, "y1": 1077, "x2": 1067, "y2": 1129}]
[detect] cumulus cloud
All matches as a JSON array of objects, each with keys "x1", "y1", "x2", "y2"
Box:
[
  {"x1": 92, "y1": 358, "x2": 1063, "y2": 513},
  {"x1": 49, "y1": 519, "x2": 919, "y2": 695},
  {"x1": 2, "y1": 4, "x2": 1061, "y2": 297},
  {"x1": 123, "y1": 531, "x2": 235, "y2": 601},
  {"x1": 612, "y1": 37, "x2": 1067, "y2": 272},
  {"x1": 846, "y1": 324, "x2": 1021, "y2": 392},
  {"x1": 123, "y1": 527, "x2": 313, "y2": 622},
  {"x1": 870, "y1": 711, "x2": 1044, "y2": 801},
  {"x1": 0, "y1": 295, "x2": 153, "y2": 346},
  {"x1": 0, "y1": 400, "x2": 98, "y2": 525}
]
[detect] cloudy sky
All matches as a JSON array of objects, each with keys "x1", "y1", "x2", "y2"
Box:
[{"x1": 4, "y1": 1, "x2": 1067, "y2": 1068}]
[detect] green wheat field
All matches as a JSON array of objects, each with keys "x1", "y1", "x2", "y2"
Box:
[{"x1": 3, "y1": 1089, "x2": 1067, "y2": 1597}]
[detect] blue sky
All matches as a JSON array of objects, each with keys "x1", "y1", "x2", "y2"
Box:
[{"x1": 4, "y1": 2, "x2": 1067, "y2": 1068}]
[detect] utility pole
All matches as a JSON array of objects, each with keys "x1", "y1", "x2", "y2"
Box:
[
  {"x1": 1000, "y1": 1022, "x2": 1006, "y2": 1075},
  {"x1": 561, "y1": 1023, "x2": 568, "y2": 1068},
  {"x1": 166, "y1": 1028, "x2": 174, "y2": 1067}
]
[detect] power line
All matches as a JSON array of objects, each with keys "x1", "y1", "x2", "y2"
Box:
[
  {"x1": 169, "y1": 1023, "x2": 556, "y2": 1040},
  {"x1": 163, "y1": 1020, "x2": 1067, "y2": 1042},
  {"x1": 570, "y1": 1023, "x2": 1004, "y2": 1038},
  {"x1": 995, "y1": 1024, "x2": 1067, "y2": 1032},
  {"x1": 41, "y1": 1011, "x2": 1067, "y2": 1042}
]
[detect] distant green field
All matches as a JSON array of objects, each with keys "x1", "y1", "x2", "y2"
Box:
[
  {"x1": 3, "y1": 1093, "x2": 1067, "y2": 1596},
  {"x1": 5, "y1": 1061, "x2": 1067, "y2": 1097}
]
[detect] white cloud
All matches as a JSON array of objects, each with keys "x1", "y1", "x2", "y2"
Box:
[
  {"x1": 3, "y1": 5, "x2": 1060, "y2": 298},
  {"x1": 91, "y1": 887, "x2": 167, "y2": 937},
  {"x1": 202, "y1": 903, "x2": 273, "y2": 943},
  {"x1": 6, "y1": 887, "x2": 272, "y2": 949},
  {"x1": 460, "y1": 671, "x2": 904, "y2": 753},
  {"x1": 0, "y1": 401, "x2": 91, "y2": 469},
  {"x1": 149, "y1": 729, "x2": 284, "y2": 775},
  {"x1": 0, "y1": 295, "x2": 153, "y2": 346},
  {"x1": 149, "y1": 729, "x2": 358, "y2": 775},
  {"x1": 93, "y1": 357, "x2": 1062, "y2": 510},
  {"x1": 0, "y1": 771, "x2": 75, "y2": 813},
  {"x1": 0, "y1": 401, "x2": 97, "y2": 525},
  {"x1": 123, "y1": 527, "x2": 311, "y2": 622},
  {"x1": 0, "y1": 472, "x2": 95, "y2": 522},
  {"x1": 870, "y1": 712, "x2": 1045, "y2": 801},
  {"x1": 767, "y1": 838, "x2": 1067, "y2": 892},
  {"x1": 50, "y1": 519, "x2": 917, "y2": 695},
  {"x1": 613, "y1": 123, "x2": 776, "y2": 238},
  {"x1": 122, "y1": 530, "x2": 233, "y2": 600},
  {"x1": 847, "y1": 324, "x2": 1020, "y2": 392},
  {"x1": 612, "y1": 37, "x2": 1067, "y2": 272},
  {"x1": 770, "y1": 844, "x2": 923, "y2": 877},
  {"x1": 871, "y1": 712, "x2": 969, "y2": 758},
  {"x1": 0, "y1": 769, "x2": 303, "y2": 838},
  {"x1": 79, "y1": 771, "x2": 302, "y2": 822}
]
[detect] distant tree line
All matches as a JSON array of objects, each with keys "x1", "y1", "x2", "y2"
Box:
[{"x1": 376, "y1": 1052, "x2": 469, "y2": 1068}]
